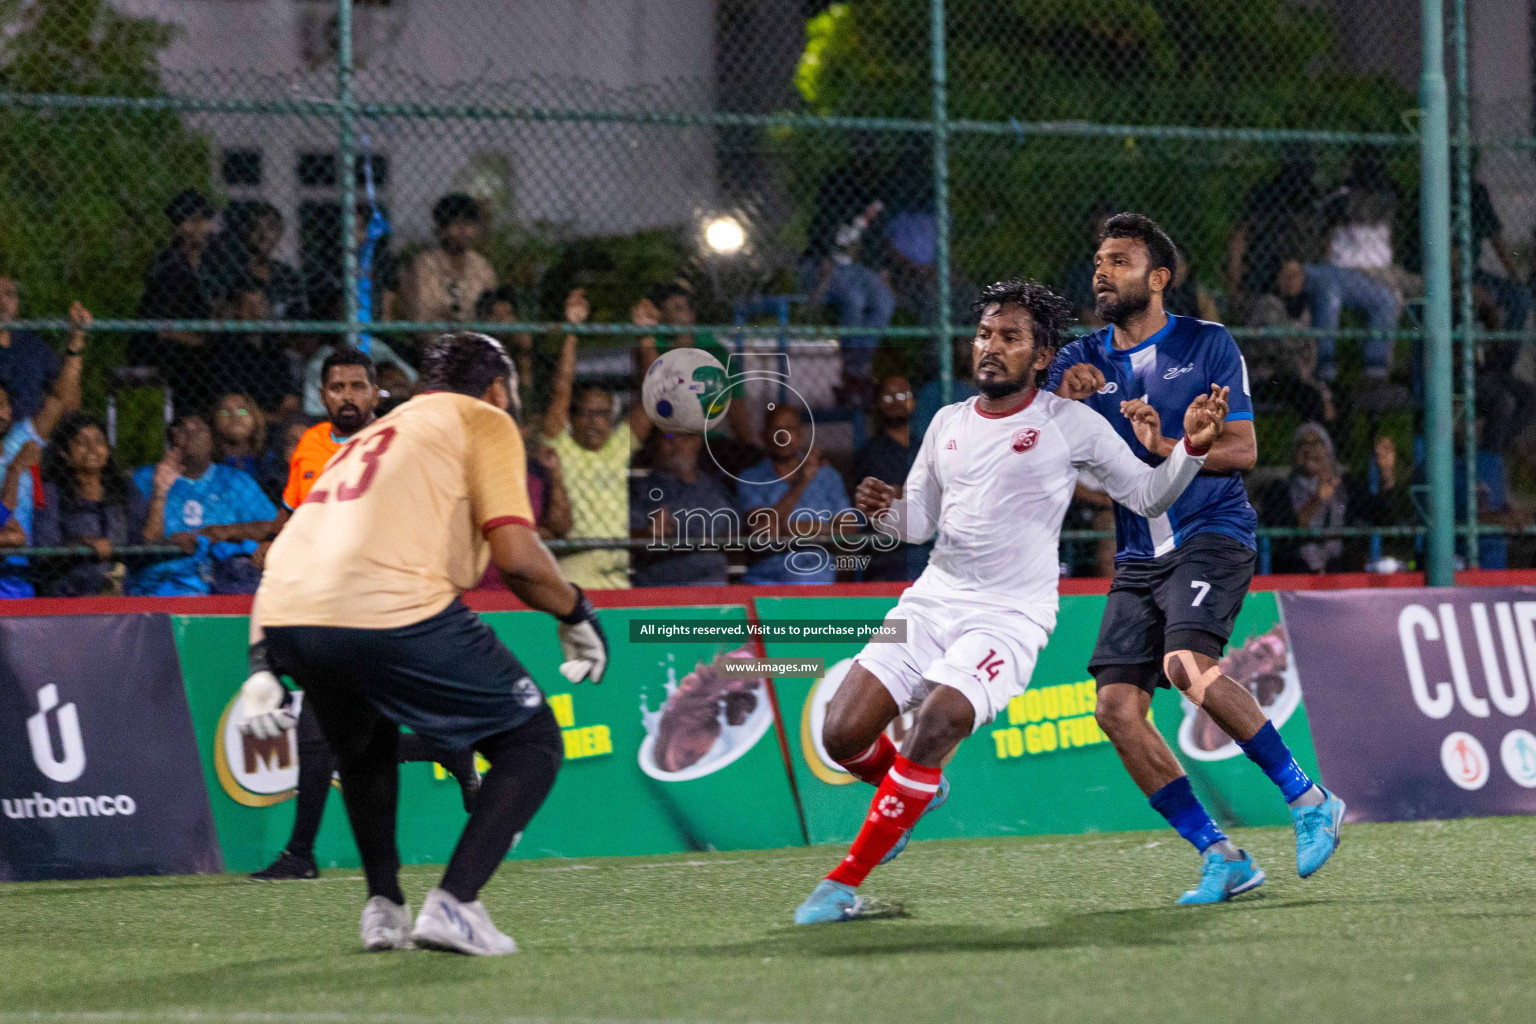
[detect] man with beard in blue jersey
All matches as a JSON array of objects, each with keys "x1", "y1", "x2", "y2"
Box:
[{"x1": 1048, "y1": 213, "x2": 1345, "y2": 904}]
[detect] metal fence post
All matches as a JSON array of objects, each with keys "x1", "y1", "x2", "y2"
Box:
[
  {"x1": 1421, "y1": 0, "x2": 1457, "y2": 586},
  {"x1": 931, "y1": 0, "x2": 953, "y2": 404},
  {"x1": 337, "y1": 0, "x2": 360, "y2": 349},
  {"x1": 1453, "y1": 0, "x2": 1478, "y2": 569}
]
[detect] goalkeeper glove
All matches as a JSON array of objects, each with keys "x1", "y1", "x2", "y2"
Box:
[
  {"x1": 238, "y1": 668, "x2": 295, "y2": 739},
  {"x1": 556, "y1": 585, "x2": 608, "y2": 684}
]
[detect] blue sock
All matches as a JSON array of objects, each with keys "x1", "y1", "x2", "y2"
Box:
[
  {"x1": 1148, "y1": 776, "x2": 1226, "y2": 853},
  {"x1": 1237, "y1": 721, "x2": 1315, "y2": 803}
]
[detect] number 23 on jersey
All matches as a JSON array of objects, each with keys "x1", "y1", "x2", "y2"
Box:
[{"x1": 303, "y1": 427, "x2": 397, "y2": 505}]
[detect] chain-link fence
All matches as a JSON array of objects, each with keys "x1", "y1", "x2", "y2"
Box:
[{"x1": 0, "y1": 0, "x2": 1513, "y2": 596}]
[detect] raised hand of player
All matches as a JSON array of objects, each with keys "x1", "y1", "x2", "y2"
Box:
[
  {"x1": 1119, "y1": 399, "x2": 1163, "y2": 454},
  {"x1": 855, "y1": 477, "x2": 897, "y2": 515},
  {"x1": 1056, "y1": 363, "x2": 1106, "y2": 401},
  {"x1": 1182, "y1": 385, "x2": 1229, "y2": 451}
]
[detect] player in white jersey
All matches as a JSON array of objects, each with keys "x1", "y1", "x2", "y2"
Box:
[{"x1": 794, "y1": 279, "x2": 1229, "y2": 925}]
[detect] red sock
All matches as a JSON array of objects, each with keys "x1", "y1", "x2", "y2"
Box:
[
  {"x1": 826, "y1": 756, "x2": 942, "y2": 887},
  {"x1": 836, "y1": 734, "x2": 896, "y2": 786}
]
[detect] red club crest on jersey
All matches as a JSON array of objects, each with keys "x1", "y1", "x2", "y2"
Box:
[{"x1": 1010, "y1": 428, "x2": 1039, "y2": 453}]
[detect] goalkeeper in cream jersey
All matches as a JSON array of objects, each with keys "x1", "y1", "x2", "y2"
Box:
[
  {"x1": 240, "y1": 331, "x2": 610, "y2": 957},
  {"x1": 794, "y1": 278, "x2": 1228, "y2": 926}
]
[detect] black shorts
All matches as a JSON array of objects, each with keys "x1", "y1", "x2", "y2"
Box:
[
  {"x1": 265, "y1": 599, "x2": 545, "y2": 752},
  {"x1": 1087, "y1": 532, "x2": 1256, "y2": 694}
]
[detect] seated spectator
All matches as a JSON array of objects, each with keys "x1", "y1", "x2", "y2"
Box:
[
  {"x1": 212, "y1": 392, "x2": 266, "y2": 479},
  {"x1": 0, "y1": 274, "x2": 63, "y2": 424},
  {"x1": 1257, "y1": 425, "x2": 1410, "y2": 573},
  {"x1": 802, "y1": 177, "x2": 895, "y2": 393},
  {"x1": 1315, "y1": 149, "x2": 1408, "y2": 381},
  {"x1": 478, "y1": 285, "x2": 538, "y2": 413},
  {"x1": 1467, "y1": 161, "x2": 1531, "y2": 337},
  {"x1": 1164, "y1": 248, "x2": 1221, "y2": 322},
  {"x1": 1226, "y1": 147, "x2": 1323, "y2": 324},
  {"x1": 207, "y1": 202, "x2": 309, "y2": 321},
  {"x1": 135, "y1": 189, "x2": 220, "y2": 411},
  {"x1": 852, "y1": 375, "x2": 924, "y2": 581},
  {"x1": 541, "y1": 288, "x2": 653, "y2": 589},
  {"x1": 402, "y1": 193, "x2": 497, "y2": 327},
  {"x1": 1250, "y1": 261, "x2": 1338, "y2": 429},
  {"x1": 207, "y1": 283, "x2": 301, "y2": 414},
  {"x1": 632, "y1": 280, "x2": 755, "y2": 445},
  {"x1": 260, "y1": 413, "x2": 312, "y2": 506},
  {"x1": 33, "y1": 413, "x2": 131, "y2": 596},
  {"x1": 0, "y1": 305, "x2": 89, "y2": 596},
  {"x1": 131, "y1": 412, "x2": 278, "y2": 595},
  {"x1": 1452, "y1": 420, "x2": 1527, "y2": 571},
  {"x1": 735, "y1": 405, "x2": 853, "y2": 585},
  {"x1": 630, "y1": 431, "x2": 734, "y2": 586}
]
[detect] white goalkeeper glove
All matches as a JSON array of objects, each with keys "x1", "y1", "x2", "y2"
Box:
[
  {"x1": 238, "y1": 670, "x2": 296, "y2": 739},
  {"x1": 556, "y1": 585, "x2": 608, "y2": 684}
]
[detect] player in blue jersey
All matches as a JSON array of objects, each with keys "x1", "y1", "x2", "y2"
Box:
[{"x1": 1047, "y1": 213, "x2": 1345, "y2": 903}]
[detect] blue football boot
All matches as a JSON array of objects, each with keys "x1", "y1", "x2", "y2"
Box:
[
  {"x1": 793, "y1": 879, "x2": 866, "y2": 925},
  {"x1": 1176, "y1": 849, "x2": 1266, "y2": 905},
  {"x1": 1292, "y1": 787, "x2": 1346, "y2": 878}
]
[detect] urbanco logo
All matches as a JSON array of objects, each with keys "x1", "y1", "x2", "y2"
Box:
[{"x1": 27, "y1": 684, "x2": 85, "y2": 783}]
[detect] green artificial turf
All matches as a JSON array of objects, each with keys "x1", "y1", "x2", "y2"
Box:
[{"x1": 2, "y1": 817, "x2": 1532, "y2": 1023}]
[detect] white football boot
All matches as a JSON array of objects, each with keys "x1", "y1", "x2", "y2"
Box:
[
  {"x1": 410, "y1": 887, "x2": 518, "y2": 956},
  {"x1": 359, "y1": 895, "x2": 413, "y2": 951}
]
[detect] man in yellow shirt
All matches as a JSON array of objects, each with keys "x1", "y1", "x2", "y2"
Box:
[
  {"x1": 242, "y1": 332, "x2": 609, "y2": 956},
  {"x1": 541, "y1": 288, "x2": 654, "y2": 589}
]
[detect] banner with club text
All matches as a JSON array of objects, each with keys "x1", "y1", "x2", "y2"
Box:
[
  {"x1": 759, "y1": 592, "x2": 1322, "y2": 845},
  {"x1": 0, "y1": 614, "x2": 222, "y2": 880},
  {"x1": 1280, "y1": 587, "x2": 1536, "y2": 820}
]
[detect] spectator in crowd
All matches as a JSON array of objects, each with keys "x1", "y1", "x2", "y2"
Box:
[
  {"x1": 33, "y1": 413, "x2": 132, "y2": 596},
  {"x1": 913, "y1": 336, "x2": 979, "y2": 440},
  {"x1": 1447, "y1": 417, "x2": 1528, "y2": 570},
  {"x1": 0, "y1": 303, "x2": 90, "y2": 594},
  {"x1": 1163, "y1": 248, "x2": 1222, "y2": 322},
  {"x1": 1227, "y1": 147, "x2": 1325, "y2": 323},
  {"x1": 302, "y1": 291, "x2": 417, "y2": 417},
  {"x1": 131, "y1": 412, "x2": 278, "y2": 595},
  {"x1": 542, "y1": 287, "x2": 652, "y2": 589},
  {"x1": 136, "y1": 189, "x2": 220, "y2": 410},
  {"x1": 477, "y1": 285, "x2": 536, "y2": 412},
  {"x1": 629, "y1": 431, "x2": 734, "y2": 587},
  {"x1": 402, "y1": 193, "x2": 497, "y2": 328},
  {"x1": 803, "y1": 191, "x2": 895, "y2": 396},
  {"x1": 735, "y1": 404, "x2": 853, "y2": 585},
  {"x1": 853, "y1": 375, "x2": 923, "y2": 581},
  {"x1": 631, "y1": 280, "x2": 757, "y2": 446},
  {"x1": 1257, "y1": 425, "x2": 1411, "y2": 573},
  {"x1": 1314, "y1": 148, "x2": 1407, "y2": 381},
  {"x1": 1251, "y1": 258, "x2": 1339, "y2": 429},
  {"x1": 354, "y1": 202, "x2": 402, "y2": 323},
  {"x1": 1466, "y1": 164, "x2": 1531, "y2": 337},
  {"x1": 0, "y1": 274, "x2": 64, "y2": 424},
  {"x1": 208, "y1": 202, "x2": 309, "y2": 321},
  {"x1": 212, "y1": 392, "x2": 266, "y2": 479},
  {"x1": 260, "y1": 413, "x2": 311, "y2": 506},
  {"x1": 1063, "y1": 202, "x2": 1118, "y2": 326},
  {"x1": 210, "y1": 284, "x2": 298, "y2": 413},
  {"x1": 882, "y1": 185, "x2": 976, "y2": 325}
]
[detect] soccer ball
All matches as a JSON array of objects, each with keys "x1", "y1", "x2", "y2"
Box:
[{"x1": 641, "y1": 347, "x2": 730, "y2": 435}]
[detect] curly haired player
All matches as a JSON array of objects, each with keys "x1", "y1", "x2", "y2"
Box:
[{"x1": 795, "y1": 279, "x2": 1229, "y2": 924}]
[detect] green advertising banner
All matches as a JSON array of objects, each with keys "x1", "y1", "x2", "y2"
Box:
[
  {"x1": 758, "y1": 591, "x2": 1322, "y2": 845},
  {"x1": 173, "y1": 605, "x2": 803, "y2": 873}
]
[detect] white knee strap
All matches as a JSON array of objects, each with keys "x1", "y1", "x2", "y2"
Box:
[{"x1": 1163, "y1": 651, "x2": 1222, "y2": 706}]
